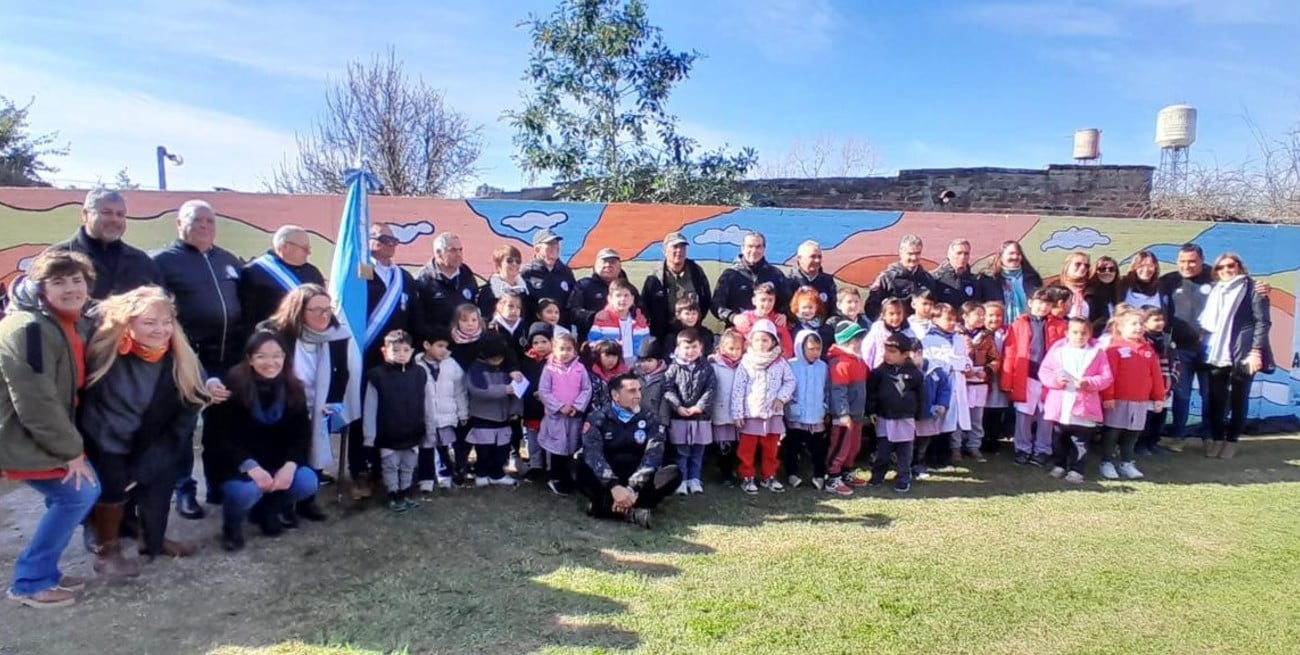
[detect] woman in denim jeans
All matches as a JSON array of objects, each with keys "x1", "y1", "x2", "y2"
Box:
[{"x1": 0, "y1": 252, "x2": 101, "y2": 609}]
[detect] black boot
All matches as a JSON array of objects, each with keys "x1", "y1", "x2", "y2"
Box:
[
  {"x1": 278, "y1": 505, "x2": 299, "y2": 529},
  {"x1": 254, "y1": 494, "x2": 286, "y2": 537},
  {"x1": 176, "y1": 489, "x2": 206, "y2": 520},
  {"x1": 221, "y1": 520, "x2": 245, "y2": 552},
  {"x1": 295, "y1": 496, "x2": 327, "y2": 522}
]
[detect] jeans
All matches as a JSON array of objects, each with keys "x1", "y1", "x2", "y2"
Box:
[
  {"x1": 674, "y1": 444, "x2": 707, "y2": 483},
  {"x1": 1170, "y1": 349, "x2": 1209, "y2": 439},
  {"x1": 577, "y1": 460, "x2": 681, "y2": 517},
  {"x1": 220, "y1": 467, "x2": 319, "y2": 526},
  {"x1": 869, "y1": 439, "x2": 915, "y2": 487},
  {"x1": 10, "y1": 469, "x2": 101, "y2": 596}
]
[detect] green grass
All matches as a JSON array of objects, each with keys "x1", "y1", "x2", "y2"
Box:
[{"x1": 5, "y1": 436, "x2": 1300, "y2": 655}]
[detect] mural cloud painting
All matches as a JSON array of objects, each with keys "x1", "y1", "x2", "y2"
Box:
[
  {"x1": 694, "y1": 225, "x2": 749, "y2": 246},
  {"x1": 388, "y1": 221, "x2": 435, "y2": 244},
  {"x1": 502, "y1": 210, "x2": 568, "y2": 233},
  {"x1": 1041, "y1": 226, "x2": 1111, "y2": 251}
]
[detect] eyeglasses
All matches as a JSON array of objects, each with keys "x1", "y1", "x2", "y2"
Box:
[
  {"x1": 372, "y1": 235, "x2": 399, "y2": 246},
  {"x1": 1215, "y1": 262, "x2": 1240, "y2": 271},
  {"x1": 288, "y1": 241, "x2": 312, "y2": 254},
  {"x1": 1097, "y1": 267, "x2": 1117, "y2": 273},
  {"x1": 504, "y1": 257, "x2": 521, "y2": 265}
]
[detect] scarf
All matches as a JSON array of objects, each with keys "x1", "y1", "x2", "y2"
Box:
[
  {"x1": 1002, "y1": 268, "x2": 1028, "y2": 321},
  {"x1": 713, "y1": 352, "x2": 741, "y2": 369},
  {"x1": 295, "y1": 323, "x2": 361, "y2": 469},
  {"x1": 591, "y1": 361, "x2": 628, "y2": 382},
  {"x1": 492, "y1": 315, "x2": 522, "y2": 335},
  {"x1": 453, "y1": 324, "x2": 482, "y2": 344},
  {"x1": 250, "y1": 378, "x2": 286, "y2": 425},
  {"x1": 1199, "y1": 275, "x2": 1248, "y2": 367},
  {"x1": 117, "y1": 334, "x2": 170, "y2": 362},
  {"x1": 741, "y1": 345, "x2": 782, "y2": 371},
  {"x1": 612, "y1": 404, "x2": 637, "y2": 423},
  {"x1": 489, "y1": 273, "x2": 528, "y2": 300}
]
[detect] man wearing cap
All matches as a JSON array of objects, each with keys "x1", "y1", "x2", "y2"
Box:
[
  {"x1": 522, "y1": 228, "x2": 577, "y2": 319},
  {"x1": 712, "y1": 231, "x2": 788, "y2": 329},
  {"x1": 641, "y1": 231, "x2": 713, "y2": 338},
  {"x1": 416, "y1": 232, "x2": 478, "y2": 336},
  {"x1": 568, "y1": 247, "x2": 639, "y2": 341},
  {"x1": 788, "y1": 240, "x2": 837, "y2": 315},
  {"x1": 865, "y1": 234, "x2": 935, "y2": 321}
]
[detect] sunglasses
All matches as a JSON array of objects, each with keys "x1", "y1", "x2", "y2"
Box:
[
  {"x1": 373, "y1": 235, "x2": 399, "y2": 246},
  {"x1": 1096, "y1": 266, "x2": 1117, "y2": 273},
  {"x1": 504, "y1": 257, "x2": 521, "y2": 265},
  {"x1": 1215, "y1": 262, "x2": 1240, "y2": 271}
]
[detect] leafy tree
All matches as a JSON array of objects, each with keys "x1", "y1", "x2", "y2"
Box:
[
  {"x1": 507, "y1": 0, "x2": 756, "y2": 204},
  {"x1": 0, "y1": 96, "x2": 68, "y2": 187},
  {"x1": 271, "y1": 49, "x2": 483, "y2": 197}
]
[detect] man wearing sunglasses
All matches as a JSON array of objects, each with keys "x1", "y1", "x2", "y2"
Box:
[{"x1": 363, "y1": 223, "x2": 424, "y2": 368}]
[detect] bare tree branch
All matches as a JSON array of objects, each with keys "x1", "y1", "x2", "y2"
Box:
[{"x1": 756, "y1": 134, "x2": 880, "y2": 179}]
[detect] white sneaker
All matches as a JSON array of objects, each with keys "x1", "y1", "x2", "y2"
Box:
[
  {"x1": 1118, "y1": 461, "x2": 1144, "y2": 479},
  {"x1": 1099, "y1": 461, "x2": 1119, "y2": 480},
  {"x1": 1048, "y1": 466, "x2": 1066, "y2": 479},
  {"x1": 811, "y1": 476, "x2": 825, "y2": 491},
  {"x1": 787, "y1": 474, "x2": 803, "y2": 489},
  {"x1": 1064, "y1": 471, "x2": 1085, "y2": 484},
  {"x1": 437, "y1": 477, "x2": 454, "y2": 490},
  {"x1": 490, "y1": 476, "x2": 518, "y2": 487},
  {"x1": 688, "y1": 479, "x2": 704, "y2": 495},
  {"x1": 417, "y1": 480, "x2": 436, "y2": 493},
  {"x1": 762, "y1": 478, "x2": 786, "y2": 493},
  {"x1": 674, "y1": 482, "x2": 689, "y2": 496},
  {"x1": 740, "y1": 478, "x2": 759, "y2": 494},
  {"x1": 474, "y1": 477, "x2": 491, "y2": 488}
]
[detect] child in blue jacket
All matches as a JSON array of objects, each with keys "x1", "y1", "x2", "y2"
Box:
[
  {"x1": 911, "y1": 338, "x2": 951, "y2": 482},
  {"x1": 783, "y1": 330, "x2": 830, "y2": 490}
]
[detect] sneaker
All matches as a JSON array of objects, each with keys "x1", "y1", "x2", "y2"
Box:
[
  {"x1": 966, "y1": 450, "x2": 988, "y2": 463},
  {"x1": 1048, "y1": 466, "x2": 1067, "y2": 479},
  {"x1": 388, "y1": 499, "x2": 409, "y2": 513},
  {"x1": 437, "y1": 477, "x2": 454, "y2": 490},
  {"x1": 846, "y1": 469, "x2": 871, "y2": 486},
  {"x1": 1118, "y1": 461, "x2": 1144, "y2": 479},
  {"x1": 824, "y1": 477, "x2": 854, "y2": 496},
  {"x1": 893, "y1": 481, "x2": 912, "y2": 493},
  {"x1": 1014, "y1": 452, "x2": 1031, "y2": 466},
  {"x1": 548, "y1": 480, "x2": 572, "y2": 496},
  {"x1": 688, "y1": 479, "x2": 704, "y2": 495},
  {"x1": 913, "y1": 467, "x2": 931, "y2": 481},
  {"x1": 55, "y1": 576, "x2": 86, "y2": 592},
  {"x1": 811, "y1": 476, "x2": 825, "y2": 491},
  {"x1": 626, "y1": 507, "x2": 652, "y2": 529},
  {"x1": 474, "y1": 477, "x2": 491, "y2": 488},
  {"x1": 417, "y1": 480, "x2": 436, "y2": 494},
  {"x1": 674, "y1": 481, "x2": 690, "y2": 496},
  {"x1": 763, "y1": 478, "x2": 785, "y2": 493},
  {"x1": 1030, "y1": 453, "x2": 1050, "y2": 467},
  {"x1": 1064, "y1": 471, "x2": 1085, "y2": 484},
  {"x1": 6, "y1": 587, "x2": 76, "y2": 609},
  {"x1": 1160, "y1": 437, "x2": 1184, "y2": 453},
  {"x1": 402, "y1": 498, "x2": 421, "y2": 510},
  {"x1": 867, "y1": 478, "x2": 883, "y2": 489},
  {"x1": 740, "y1": 478, "x2": 759, "y2": 495},
  {"x1": 1099, "y1": 461, "x2": 1119, "y2": 480},
  {"x1": 490, "y1": 476, "x2": 518, "y2": 487},
  {"x1": 787, "y1": 474, "x2": 803, "y2": 489}
]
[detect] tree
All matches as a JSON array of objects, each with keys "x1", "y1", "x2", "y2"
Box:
[
  {"x1": 507, "y1": 0, "x2": 756, "y2": 204},
  {"x1": 756, "y1": 134, "x2": 881, "y2": 179},
  {"x1": 271, "y1": 49, "x2": 483, "y2": 197},
  {"x1": 105, "y1": 168, "x2": 140, "y2": 190},
  {"x1": 0, "y1": 96, "x2": 69, "y2": 187}
]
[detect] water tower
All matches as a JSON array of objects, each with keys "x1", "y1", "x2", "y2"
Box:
[
  {"x1": 1073, "y1": 129, "x2": 1101, "y2": 164},
  {"x1": 1156, "y1": 104, "x2": 1197, "y2": 188}
]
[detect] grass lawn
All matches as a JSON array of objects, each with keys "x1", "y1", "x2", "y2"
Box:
[{"x1": 3, "y1": 435, "x2": 1300, "y2": 655}]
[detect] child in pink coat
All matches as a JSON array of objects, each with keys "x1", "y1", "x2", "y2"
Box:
[
  {"x1": 536, "y1": 332, "x2": 592, "y2": 495},
  {"x1": 1038, "y1": 317, "x2": 1114, "y2": 483}
]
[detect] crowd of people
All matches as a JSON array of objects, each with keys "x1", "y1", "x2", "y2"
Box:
[{"x1": 0, "y1": 189, "x2": 1275, "y2": 608}]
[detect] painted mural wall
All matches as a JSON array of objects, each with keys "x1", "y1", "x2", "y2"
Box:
[{"x1": 2, "y1": 188, "x2": 1298, "y2": 423}]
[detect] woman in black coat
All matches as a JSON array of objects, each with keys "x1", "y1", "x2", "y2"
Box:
[
  {"x1": 203, "y1": 331, "x2": 318, "y2": 551},
  {"x1": 1198, "y1": 252, "x2": 1271, "y2": 459}
]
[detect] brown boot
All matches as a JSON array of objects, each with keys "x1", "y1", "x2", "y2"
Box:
[
  {"x1": 91, "y1": 504, "x2": 141, "y2": 579},
  {"x1": 139, "y1": 539, "x2": 198, "y2": 558},
  {"x1": 951, "y1": 448, "x2": 963, "y2": 463},
  {"x1": 1218, "y1": 442, "x2": 1238, "y2": 459},
  {"x1": 1204, "y1": 441, "x2": 1224, "y2": 458}
]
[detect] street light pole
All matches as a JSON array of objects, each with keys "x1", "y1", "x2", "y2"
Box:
[{"x1": 156, "y1": 146, "x2": 183, "y2": 190}]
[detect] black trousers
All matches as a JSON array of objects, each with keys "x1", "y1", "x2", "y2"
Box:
[
  {"x1": 577, "y1": 460, "x2": 681, "y2": 518},
  {"x1": 782, "y1": 428, "x2": 828, "y2": 479},
  {"x1": 1138, "y1": 409, "x2": 1166, "y2": 451},
  {"x1": 1101, "y1": 427, "x2": 1139, "y2": 463},
  {"x1": 1052, "y1": 423, "x2": 1098, "y2": 474},
  {"x1": 1206, "y1": 366, "x2": 1252, "y2": 443},
  {"x1": 94, "y1": 452, "x2": 173, "y2": 557}
]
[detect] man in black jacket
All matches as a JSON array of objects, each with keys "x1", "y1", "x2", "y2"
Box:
[
  {"x1": 787, "y1": 239, "x2": 837, "y2": 313},
  {"x1": 866, "y1": 234, "x2": 935, "y2": 320},
  {"x1": 577, "y1": 373, "x2": 682, "y2": 528},
  {"x1": 415, "y1": 232, "x2": 478, "y2": 337},
  {"x1": 642, "y1": 232, "x2": 713, "y2": 338},
  {"x1": 152, "y1": 199, "x2": 245, "y2": 518},
  {"x1": 712, "y1": 231, "x2": 788, "y2": 328},
  {"x1": 47, "y1": 188, "x2": 160, "y2": 299},
  {"x1": 931, "y1": 238, "x2": 980, "y2": 309},
  {"x1": 568, "y1": 248, "x2": 638, "y2": 340},
  {"x1": 237, "y1": 225, "x2": 325, "y2": 333},
  {"x1": 521, "y1": 229, "x2": 577, "y2": 320}
]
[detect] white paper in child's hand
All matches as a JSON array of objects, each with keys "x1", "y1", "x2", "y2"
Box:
[{"x1": 510, "y1": 378, "x2": 530, "y2": 398}]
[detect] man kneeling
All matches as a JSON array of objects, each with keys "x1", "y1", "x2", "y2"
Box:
[{"x1": 577, "y1": 373, "x2": 681, "y2": 528}]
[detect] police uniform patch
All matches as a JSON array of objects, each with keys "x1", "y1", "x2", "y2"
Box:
[
  {"x1": 964, "y1": 285, "x2": 974, "y2": 296},
  {"x1": 637, "y1": 420, "x2": 646, "y2": 428},
  {"x1": 462, "y1": 288, "x2": 473, "y2": 299},
  {"x1": 634, "y1": 430, "x2": 647, "y2": 444},
  {"x1": 819, "y1": 292, "x2": 828, "y2": 302},
  {"x1": 225, "y1": 265, "x2": 239, "y2": 279},
  {"x1": 561, "y1": 281, "x2": 570, "y2": 292}
]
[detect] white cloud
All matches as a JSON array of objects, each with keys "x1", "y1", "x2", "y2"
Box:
[
  {"x1": 387, "y1": 221, "x2": 435, "y2": 244},
  {"x1": 729, "y1": 0, "x2": 837, "y2": 62},
  {"x1": 1041, "y1": 227, "x2": 1112, "y2": 251},
  {"x1": 501, "y1": 210, "x2": 567, "y2": 233},
  {"x1": 694, "y1": 225, "x2": 749, "y2": 246}
]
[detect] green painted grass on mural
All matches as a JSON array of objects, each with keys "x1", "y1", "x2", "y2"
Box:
[{"x1": 5, "y1": 437, "x2": 1300, "y2": 655}]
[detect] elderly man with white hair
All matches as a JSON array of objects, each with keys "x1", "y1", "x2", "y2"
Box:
[
  {"x1": 237, "y1": 224, "x2": 326, "y2": 333},
  {"x1": 151, "y1": 199, "x2": 246, "y2": 518},
  {"x1": 787, "y1": 240, "x2": 837, "y2": 311},
  {"x1": 47, "y1": 188, "x2": 160, "y2": 299},
  {"x1": 416, "y1": 232, "x2": 479, "y2": 335},
  {"x1": 931, "y1": 238, "x2": 981, "y2": 309}
]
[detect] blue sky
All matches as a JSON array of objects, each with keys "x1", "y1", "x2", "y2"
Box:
[{"x1": 2, "y1": 0, "x2": 1298, "y2": 194}]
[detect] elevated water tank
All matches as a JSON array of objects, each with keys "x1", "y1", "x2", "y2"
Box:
[
  {"x1": 1073, "y1": 129, "x2": 1101, "y2": 160},
  {"x1": 1156, "y1": 104, "x2": 1197, "y2": 148}
]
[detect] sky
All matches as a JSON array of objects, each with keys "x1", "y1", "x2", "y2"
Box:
[{"x1": 2, "y1": 0, "x2": 1298, "y2": 195}]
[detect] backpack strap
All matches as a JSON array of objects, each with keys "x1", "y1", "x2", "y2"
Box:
[{"x1": 24, "y1": 322, "x2": 43, "y2": 374}]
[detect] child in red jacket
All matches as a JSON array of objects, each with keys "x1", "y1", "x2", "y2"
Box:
[
  {"x1": 733, "y1": 282, "x2": 794, "y2": 359},
  {"x1": 1000, "y1": 288, "x2": 1067, "y2": 466},
  {"x1": 1100, "y1": 308, "x2": 1166, "y2": 480}
]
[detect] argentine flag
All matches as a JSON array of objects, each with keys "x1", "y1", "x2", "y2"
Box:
[{"x1": 329, "y1": 166, "x2": 378, "y2": 346}]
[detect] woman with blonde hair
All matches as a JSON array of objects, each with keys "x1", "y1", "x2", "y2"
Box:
[
  {"x1": 1198, "y1": 253, "x2": 1271, "y2": 459},
  {"x1": 79, "y1": 286, "x2": 209, "y2": 574}
]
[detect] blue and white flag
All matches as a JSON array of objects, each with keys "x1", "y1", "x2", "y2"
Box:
[{"x1": 328, "y1": 166, "x2": 379, "y2": 356}]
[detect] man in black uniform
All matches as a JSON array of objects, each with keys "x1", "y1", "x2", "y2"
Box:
[
  {"x1": 521, "y1": 228, "x2": 577, "y2": 321},
  {"x1": 416, "y1": 232, "x2": 478, "y2": 336},
  {"x1": 931, "y1": 238, "x2": 980, "y2": 308},
  {"x1": 787, "y1": 240, "x2": 837, "y2": 315},
  {"x1": 866, "y1": 234, "x2": 935, "y2": 320},
  {"x1": 712, "y1": 231, "x2": 788, "y2": 328},
  {"x1": 568, "y1": 248, "x2": 638, "y2": 340}
]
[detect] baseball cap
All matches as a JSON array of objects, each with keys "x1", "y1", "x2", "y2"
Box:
[
  {"x1": 532, "y1": 229, "x2": 562, "y2": 246},
  {"x1": 663, "y1": 232, "x2": 689, "y2": 248},
  {"x1": 596, "y1": 247, "x2": 621, "y2": 261}
]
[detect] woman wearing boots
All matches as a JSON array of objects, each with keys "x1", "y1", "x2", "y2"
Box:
[
  {"x1": 1198, "y1": 253, "x2": 1271, "y2": 459},
  {"x1": 1, "y1": 252, "x2": 100, "y2": 608},
  {"x1": 79, "y1": 286, "x2": 209, "y2": 574},
  {"x1": 203, "y1": 331, "x2": 318, "y2": 550},
  {"x1": 261, "y1": 284, "x2": 360, "y2": 515}
]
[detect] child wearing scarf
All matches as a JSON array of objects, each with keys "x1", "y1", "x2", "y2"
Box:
[{"x1": 729, "y1": 319, "x2": 796, "y2": 495}]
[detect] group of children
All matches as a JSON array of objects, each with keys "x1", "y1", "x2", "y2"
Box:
[{"x1": 356, "y1": 276, "x2": 1176, "y2": 511}]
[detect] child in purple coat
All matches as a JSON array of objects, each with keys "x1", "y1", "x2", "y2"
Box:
[{"x1": 536, "y1": 332, "x2": 592, "y2": 495}]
